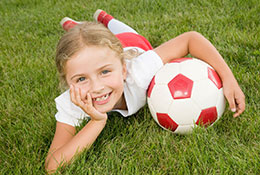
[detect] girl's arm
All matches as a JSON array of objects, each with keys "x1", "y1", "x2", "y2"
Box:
[
  {"x1": 154, "y1": 31, "x2": 245, "y2": 117},
  {"x1": 45, "y1": 120, "x2": 106, "y2": 173},
  {"x1": 45, "y1": 122, "x2": 75, "y2": 172},
  {"x1": 45, "y1": 85, "x2": 107, "y2": 173}
]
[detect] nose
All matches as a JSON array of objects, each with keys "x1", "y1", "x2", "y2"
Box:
[{"x1": 90, "y1": 79, "x2": 105, "y2": 93}]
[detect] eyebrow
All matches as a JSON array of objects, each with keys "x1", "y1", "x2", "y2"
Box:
[
  {"x1": 97, "y1": 64, "x2": 113, "y2": 70},
  {"x1": 70, "y1": 64, "x2": 113, "y2": 80}
]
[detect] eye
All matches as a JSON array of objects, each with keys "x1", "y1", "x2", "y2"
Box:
[
  {"x1": 101, "y1": 70, "x2": 110, "y2": 75},
  {"x1": 77, "y1": 77, "x2": 86, "y2": 82}
]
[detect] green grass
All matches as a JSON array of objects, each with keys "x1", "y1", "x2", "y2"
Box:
[{"x1": 0, "y1": 0, "x2": 260, "y2": 174}]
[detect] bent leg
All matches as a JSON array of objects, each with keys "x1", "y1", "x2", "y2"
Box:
[
  {"x1": 94, "y1": 9, "x2": 138, "y2": 35},
  {"x1": 94, "y1": 10, "x2": 153, "y2": 51},
  {"x1": 60, "y1": 17, "x2": 82, "y2": 32}
]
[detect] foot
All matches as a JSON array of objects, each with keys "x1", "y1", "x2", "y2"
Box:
[
  {"x1": 93, "y1": 9, "x2": 104, "y2": 22},
  {"x1": 60, "y1": 17, "x2": 81, "y2": 31},
  {"x1": 93, "y1": 9, "x2": 113, "y2": 27}
]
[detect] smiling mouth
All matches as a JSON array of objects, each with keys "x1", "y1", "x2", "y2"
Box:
[
  {"x1": 93, "y1": 92, "x2": 111, "y2": 104},
  {"x1": 94, "y1": 94, "x2": 109, "y2": 101}
]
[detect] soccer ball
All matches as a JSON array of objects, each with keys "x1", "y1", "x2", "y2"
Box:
[{"x1": 147, "y1": 58, "x2": 226, "y2": 134}]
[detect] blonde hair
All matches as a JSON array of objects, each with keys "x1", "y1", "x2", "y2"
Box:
[{"x1": 56, "y1": 21, "x2": 139, "y2": 87}]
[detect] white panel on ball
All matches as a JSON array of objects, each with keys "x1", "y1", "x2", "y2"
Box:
[
  {"x1": 194, "y1": 58, "x2": 213, "y2": 68},
  {"x1": 174, "y1": 125, "x2": 195, "y2": 134},
  {"x1": 180, "y1": 59, "x2": 208, "y2": 81},
  {"x1": 216, "y1": 88, "x2": 226, "y2": 117},
  {"x1": 191, "y1": 79, "x2": 219, "y2": 109},
  {"x1": 147, "y1": 99, "x2": 159, "y2": 124},
  {"x1": 149, "y1": 84, "x2": 173, "y2": 113},
  {"x1": 168, "y1": 99, "x2": 201, "y2": 125},
  {"x1": 155, "y1": 63, "x2": 180, "y2": 84}
]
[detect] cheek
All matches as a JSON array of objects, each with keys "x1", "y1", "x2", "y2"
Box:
[
  {"x1": 74, "y1": 84, "x2": 89, "y2": 97},
  {"x1": 107, "y1": 74, "x2": 125, "y2": 90}
]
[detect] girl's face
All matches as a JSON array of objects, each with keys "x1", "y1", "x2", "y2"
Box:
[{"x1": 65, "y1": 46, "x2": 127, "y2": 113}]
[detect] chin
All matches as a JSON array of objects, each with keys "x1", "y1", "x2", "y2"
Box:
[{"x1": 95, "y1": 106, "x2": 113, "y2": 114}]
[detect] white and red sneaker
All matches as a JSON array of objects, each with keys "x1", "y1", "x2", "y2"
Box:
[
  {"x1": 93, "y1": 9, "x2": 114, "y2": 27},
  {"x1": 60, "y1": 17, "x2": 82, "y2": 31}
]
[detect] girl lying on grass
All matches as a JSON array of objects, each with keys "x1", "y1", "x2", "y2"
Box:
[{"x1": 45, "y1": 9, "x2": 245, "y2": 173}]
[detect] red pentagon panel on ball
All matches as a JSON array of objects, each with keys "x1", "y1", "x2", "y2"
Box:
[
  {"x1": 147, "y1": 76, "x2": 155, "y2": 98},
  {"x1": 196, "y1": 107, "x2": 218, "y2": 127},
  {"x1": 168, "y1": 74, "x2": 193, "y2": 99},
  {"x1": 156, "y1": 113, "x2": 178, "y2": 132},
  {"x1": 208, "y1": 67, "x2": 222, "y2": 89},
  {"x1": 170, "y1": 57, "x2": 193, "y2": 63}
]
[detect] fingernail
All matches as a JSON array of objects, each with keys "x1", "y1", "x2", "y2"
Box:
[{"x1": 231, "y1": 108, "x2": 236, "y2": 112}]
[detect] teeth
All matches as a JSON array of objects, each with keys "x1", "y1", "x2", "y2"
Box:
[{"x1": 95, "y1": 94, "x2": 109, "y2": 101}]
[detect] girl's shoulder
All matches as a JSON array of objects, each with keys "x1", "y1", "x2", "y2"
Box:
[{"x1": 125, "y1": 50, "x2": 163, "y2": 89}]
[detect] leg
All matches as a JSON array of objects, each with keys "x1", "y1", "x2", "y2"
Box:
[
  {"x1": 60, "y1": 17, "x2": 82, "y2": 31},
  {"x1": 59, "y1": 10, "x2": 153, "y2": 51},
  {"x1": 94, "y1": 10, "x2": 153, "y2": 51},
  {"x1": 60, "y1": 11, "x2": 137, "y2": 35},
  {"x1": 60, "y1": 17, "x2": 82, "y2": 32},
  {"x1": 93, "y1": 9, "x2": 138, "y2": 35}
]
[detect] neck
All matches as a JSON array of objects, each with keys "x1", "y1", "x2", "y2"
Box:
[{"x1": 113, "y1": 94, "x2": 127, "y2": 110}]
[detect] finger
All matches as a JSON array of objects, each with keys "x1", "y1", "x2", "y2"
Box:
[
  {"x1": 238, "y1": 94, "x2": 246, "y2": 112},
  {"x1": 234, "y1": 108, "x2": 243, "y2": 117},
  {"x1": 78, "y1": 88, "x2": 85, "y2": 102},
  {"x1": 80, "y1": 89, "x2": 90, "y2": 107},
  {"x1": 233, "y1": 106, "x2": 241, "y2": 117},
  {"x1": 226, "y1": 93, "x2": 237, "y2": 113},
  {"x1": 85, "y1": 93, "x2": 97, "y2": 116},
  {"x1": 86, "y1": 93, "x2": 93, "y2": 107},
  {"x1": 233, "y1": 96, "x2": 246, "y2": 117},
  {"x1": 75, "y1": 87, "x2": 84, "y2": 107},
  {"x1": 70, "y1": 85, "x2": 77, "y2": 105}
]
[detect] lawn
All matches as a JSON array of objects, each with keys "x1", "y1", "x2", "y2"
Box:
[{"x1": 0, "y1": 0, "x2": 260, "y2": 174}]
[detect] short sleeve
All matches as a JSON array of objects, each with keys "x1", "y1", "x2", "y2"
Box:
[
  {"x1": 126, "y1": 50, "x2": 163, "y2": 89},
  {"x1": 54, "y1": 90, "x2": 89, "y2": 127}
]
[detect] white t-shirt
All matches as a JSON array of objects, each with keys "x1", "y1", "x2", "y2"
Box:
[{"x1": 55, "y1": 50, "x2": 163, "y2": 127}]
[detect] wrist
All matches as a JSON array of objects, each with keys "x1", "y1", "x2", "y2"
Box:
[
  {"x1": 220, "y1": 72, "x2": 237, "y2": 84},
  {"x1": 217, "y1": 67, "x2": 236, "y2": 83},
  {"x1": 91, "y1": 117, "x2": 107, "y2": 123},
  {"x1": 90, "y1": 119, "x2": 107, "y2": 129}
]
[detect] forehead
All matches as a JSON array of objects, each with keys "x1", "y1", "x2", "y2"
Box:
[{"x1": 65, "y1": 46, "x2": 122, "y2": 75}]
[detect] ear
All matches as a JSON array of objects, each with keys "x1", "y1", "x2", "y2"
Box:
[{"x1": 122, "y1": 63, "x2": 127, "y2": 80}]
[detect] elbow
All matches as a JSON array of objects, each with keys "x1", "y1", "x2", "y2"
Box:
[
  {"x1": 187, "y1": 31, "x2": 202, "y2": 38},
  {"x1": 45, "y1": 157, "x2": 60, "y2": 174},
  {"x1": 45, "y1": 160, "x2": 55, "y2": 174},
  {"x1": 185, "y1": 31, "x2": 205, "y2": 52}
]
